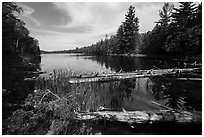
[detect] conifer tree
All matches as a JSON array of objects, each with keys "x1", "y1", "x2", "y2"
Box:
[
  {"x1": 165, "y1": 2, "x2": 197, "y2": 55},
  {"x1": 117, "y1": 6, "x2": 140, "y2": 54},
  {"x1": 158, "y1": 2, "x2": 174, "y2": 27}
]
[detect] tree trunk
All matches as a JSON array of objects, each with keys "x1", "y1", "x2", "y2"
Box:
[
  {"x1": 69, "y1": 68, "x2": 201, "y2": 83},
  {"x1": 76, "y1": 110, "x2": 202, "y2": 124}
]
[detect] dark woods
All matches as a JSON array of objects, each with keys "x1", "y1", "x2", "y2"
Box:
[
  {"x1": 2, "y1": 2, "x2": 41, "y2": 119},
  {"x1": 2, "y1": 2, "x2": 41, "y2": 80},
  {"x1": 2, "y1": 2, "x2": 41, "y2": 71},
  {"x1": 73, "y1": 2, "x2": 202, "y2": 57}
]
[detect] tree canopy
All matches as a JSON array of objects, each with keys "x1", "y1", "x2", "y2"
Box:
[{"x1": 2, "y1": 2, "x2": 41, "y2": 69}]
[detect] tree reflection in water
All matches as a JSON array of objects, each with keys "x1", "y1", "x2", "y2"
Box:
[
  {"x1": 149, "y1": 77, "x2": 202, "y2": 111},
  {"x1": 71, "y1": 79, "x2": 135, "y2": 112}
]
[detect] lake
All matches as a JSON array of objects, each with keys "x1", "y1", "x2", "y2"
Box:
[
  {"x1": 40, "y1": 53, "x2": 202, "y2": 112},
  {"x1": 3, "y1": 53, "x2": 201, "y2": 135}
]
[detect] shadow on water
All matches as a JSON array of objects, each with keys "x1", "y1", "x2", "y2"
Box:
[
  {"x1": 150, "y1": 76, "x2": 202, "y2": 111},
  {"x1": 87, "y1": 55, "x2": 197, "y2": 72},
  {"x1": 66, "y1": 54, "x2": 201, "y2": 112},
  {"x1": 71, "y1": 76, "x2": 201, "y2": 112},
  {"x1": 70, "y1": 76, "x2": 201, "y2": 134}
]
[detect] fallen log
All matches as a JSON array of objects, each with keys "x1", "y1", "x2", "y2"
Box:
[
  {"x1": 69, "y1": 68, "x2": 201, "y2": 84},
  {"x1": 76, "y1": 110, "x2": 202, "y2": 124},
  {"x1": 175, "y1": 78, "x2": 202, "y2": 81}
]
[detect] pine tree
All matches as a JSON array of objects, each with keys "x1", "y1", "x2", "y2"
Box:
[
  {"x1": 117, "y1": 6, "x2": 140, "y2": 54},
  {"x1": 172, "y1": 2, "x2": 196, "y2": 28},
  {"x1": 141, "y1": 3, "x2": 174, "y2": 54},
  {"x1": 165, "y1": 2, "x2": 197, "y2": 56},
  {"x1": 116, "y1": 24, "x2": 125, "y2": 54},
  {"x1": 157, "y1": 2, "x2": 174, "y2": 27}
]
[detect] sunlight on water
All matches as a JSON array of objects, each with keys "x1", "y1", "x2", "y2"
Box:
[{"x1": 41, "y1": 54, "x2": 113, "y2": 77}]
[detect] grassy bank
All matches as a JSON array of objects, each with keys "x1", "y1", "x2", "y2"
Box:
[
  {"x1": 3, "y1": 69, "x2": 136, "y2": 134},
  {"x1": 3, "y1": 68, "x2": 202, "y2": 135},
  {"x1": 3, "y1": 70, "x2": 99, "y2": 135}
]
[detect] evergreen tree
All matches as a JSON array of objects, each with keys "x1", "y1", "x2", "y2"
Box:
[
  {"x1": 117, "y1": 6, "x2": 140, "y2": 54},
  {"x1": 158, "y1": 2, "x2": 174, "y2": 27},
  {"x1": 116, "y1": 24, "x2": 125, "y2": 54},
  {"x1": 141, "y1": 3, "x2": 174, "y2": 54},
  {"x1": 165, "y1": 2, "x2": 198, "y2": 55}
]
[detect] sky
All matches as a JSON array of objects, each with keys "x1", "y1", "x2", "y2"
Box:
[{"x1": 16, "y1": 2, "x2": 179, "y2": 51}]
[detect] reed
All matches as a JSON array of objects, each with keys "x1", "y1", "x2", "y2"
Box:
[
  {"x1": 5, "y1": 69, "x2": 97, "y2": 135},
  {"x1": 5, "y1": 69, "x2": 137, "y2": 134}
]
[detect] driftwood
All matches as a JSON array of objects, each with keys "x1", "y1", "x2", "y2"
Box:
[
  {"x1": 46, "y1": 110, "x2": 202, "y2": 135},
  {"x1": 69, "y1": 68, "x2": 201, "y2": 84},
  {"x1": 175, "y1": 78, "x2": 202, "y2": 81},
  {"x1": 76, "y1": 110, "x2": 202, "y2": 124}
]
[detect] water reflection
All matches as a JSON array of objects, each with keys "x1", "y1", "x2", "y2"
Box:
[
  {"x1": 71, "y1": 78, "x2": 164, "y2": 112},
  {"x1": 41, "y1": 53, "x2": 199, "y2": 75},
  {"x1": 71, "y1": 76, "x2": 201, "y2": 112},
  {"x1": 40, "y1": 54, "x2": 201, "y2": 112},
  {"x1": 88, "y1": 55, "x2": 189, "y2": 72},
  {"x1": 150, "y1": 77, "x2": 202, "y2": 111}
]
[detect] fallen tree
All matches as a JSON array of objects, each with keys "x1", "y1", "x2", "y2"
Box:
[
  {"x1": 76, "y1": 110, "x2": 202, "y2": 124},
  {"x1": 69, "y1": 68, "x2": 201, "y2": 83}
]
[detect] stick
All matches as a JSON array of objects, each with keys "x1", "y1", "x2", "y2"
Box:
[{"x1": 39, "y1": 89, "x2": 61, "y2": 104}]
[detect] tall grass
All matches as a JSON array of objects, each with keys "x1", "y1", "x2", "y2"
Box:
[
  {"x1": 35, "y1": 69, "x2": 73, "y2": 96},
  {"x1": 4, "y1": 69, "x2": 138, "y2": 135}
]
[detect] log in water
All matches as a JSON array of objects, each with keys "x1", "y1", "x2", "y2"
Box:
[
  {"x1": 76, "y1": 110, "x2": 202, "y2": 124},
  {"x1": 69, "y1": 68, "x2": 201, "y2": 83}
]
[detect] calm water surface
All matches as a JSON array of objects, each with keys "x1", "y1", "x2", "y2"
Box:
[{"x1": 40, "y1": 53, "x2": 202, "y2": 112}]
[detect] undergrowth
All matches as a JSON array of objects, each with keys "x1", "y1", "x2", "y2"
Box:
[
  {"x1": 3, "y1": 70, "x2": 96, "y2": 135},
  {"x1": 3, "y1": 69, "x2": 135, "y2": 135}
]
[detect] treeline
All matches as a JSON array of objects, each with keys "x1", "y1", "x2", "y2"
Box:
[
  {"x1": 2, "y1": 2, "x2": 41, "y2": 70},
  {"x1": 75, "y1": 2, "x2": 202, "y2": 57}
]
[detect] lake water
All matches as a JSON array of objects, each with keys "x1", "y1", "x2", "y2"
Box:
[
  {"x1": 41, "y1": 53, "x2": 193, "y2": 75},
  {"x1": 40, "y1": 53, "x2": 202, "y2": 112}
]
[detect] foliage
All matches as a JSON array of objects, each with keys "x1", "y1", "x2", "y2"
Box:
[
  {"x1": 164, "y1": 2, "x2": 201, "y2": 56},
  {"x1": 3, "y1": 69, "x2": 137, "y2": 134},
  {"x1": 117, "y1": 6, "x2": 140, "y2": 54},
  {"x1": 157, "y1": 2, "x2": 174, "y2": 27},
  {"x1": 2, "y1": 2, "x2": 42, "y2": 126},
  {"x1": 3, "y1": 70, "x2": 96, "y2": 135},
  {"x1": 140, "y1": 2, "x2": 174, "y2": 54},
  {"x1": 2, "y1": 2, "x2": 41, "y2": 69}
]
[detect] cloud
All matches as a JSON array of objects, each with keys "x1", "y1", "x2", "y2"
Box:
[
  {"x1": 18, "y1": 3, "x2": 41, "y2": 27},
  {"x1": 16, "y1": 2, "x2": 168, "y2": 51},
  {"x1": 18, "y1": 2, "x2": 72, "y2": 27},
  {"x1": 53, "y1": 3, "x2": 127, "y2": 35}
]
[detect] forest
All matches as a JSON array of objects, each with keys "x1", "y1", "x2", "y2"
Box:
[
  {"x1": 2, "y1": 2, "x2": 41, "y2": 72},
  {"x1": 73, "y1": 2, "x2": 202, "y2": 57},
  {"x1": 2, "y1": 2, "x2": 41, "y2": 132}
]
